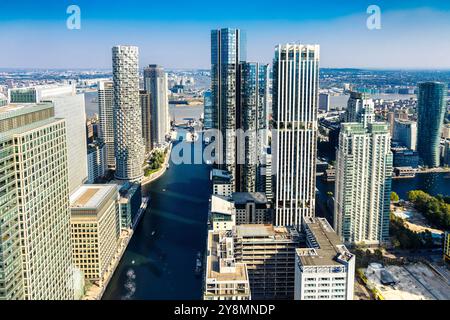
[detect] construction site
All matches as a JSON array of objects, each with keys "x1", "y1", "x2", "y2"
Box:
[{"x1": 362, "y1": 262, "x2": 450, "y2": 300}]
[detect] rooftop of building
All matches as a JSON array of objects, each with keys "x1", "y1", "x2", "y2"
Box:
[
  {"x1": 70, "y1": 184, "x2": 117, "y2": 210},
  {"x1": 297, "y1": 217, "x2": 354, "y2": 267},
  {"x1": 231, "y1": 192, "x2": 267, "y2": 204},
  {"x1": 206, "y1": 231, "x2": 249, "y2": 283},
  {"x1": 211, "y1": 169, "x2": 232, "y2": 183},
  {"x1": 210, "y1": 195, "x2": 235, "y2": 215},
  {"x1": 235, "y1": 224, "x2": 298, "y2": 241}
]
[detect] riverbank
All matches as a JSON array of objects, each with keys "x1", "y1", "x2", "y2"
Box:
[
  {"x1": 142, "y1": 143, "x2": 172, "y2": 186},
  {"x1": 83, "y1": 228, "x2": 133, "y2": 300}
]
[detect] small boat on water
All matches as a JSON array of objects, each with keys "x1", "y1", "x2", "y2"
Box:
[{"x1": 195, "y1": 252, "x2": 202, "y2": 276}]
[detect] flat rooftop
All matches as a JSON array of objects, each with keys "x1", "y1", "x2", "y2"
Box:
[
  {"x1": 231, "y1": 192, "x2": 267, "y2": 204},
  {"x1": 206, "y1": 231, "x2": 249, "y2": 282},
  {"x1": 235, "y1": 224, "x2": 297, "y2": 241},
  {"x1": 70, "y1": 184, "x2": 117, "y2": 209},
  {"x1": 298, "y1": 217, "x2": 353, "y2": 266},
  {"x1": 210, "y1": 195, "x2": 234, "y2": 215}
]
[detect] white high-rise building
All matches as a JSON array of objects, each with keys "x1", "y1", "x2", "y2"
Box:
[
  {"x1": 334, "y1": 116, "x2": 392, "y2": 245},
  {"x1": 0, "y1": 103, "x2": 74, "y2": 300},
  {"x1": 143, "y1": 65, "x2": 170, "y2": 148},
  {"x1": 98, "y1": 80, "x2": 115, "y2": 168},
  {"x1": 295, "y1": 217, "x2": 355, "y2": 300},
  {"x1": 272, "y1": 44, "x2": 320, "y2": 227},
  {"x1": 393, "y1": 119, "x2": 417, "y2": 151},
  {"x1": 112, "y1": 45, "x2": 144, "y2": 181}
]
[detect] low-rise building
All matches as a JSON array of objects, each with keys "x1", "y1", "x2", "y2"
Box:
[
  {"x1": 211, "y1": 169, "x2": 233, "y2": 196},
  {"x1": 203, "y1": 230, "x2": 251, "y2": 300},
  {"x1": 294, "y1": 217, "x2": 355, "y2": 300},
  {"x1": 231, "y1": 192, "x2": 271, "y2": 224},
  {"x1": 70, "y1": 185, "x2": 120, "y2": 286},
  {"x1": 210, "y1": 195, "x2": 236, "y2": 232},
  {"x1": 234, "y1": 224, "x2": 300, "y2": 300},
  {"x1": 119, "y1": 182, "x2": 142, "y2": 230}
]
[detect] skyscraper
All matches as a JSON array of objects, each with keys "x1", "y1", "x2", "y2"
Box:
[
  {"x1": 98, "y1": 80, "x2": 115, "y2": 169},
  {"x1": 211, "y1": 28, "x2": 246, "y2": 185},
  {"x1": 140, "y1": 89, "x2": 152, "y2": 155},
  {"x1": 334, "y1": 103, "x2": 392, "y2": 245},
  {"x1": 417, "y1": 82, "x2": 447, "y2": 167},
  {"x1": 272, "y1": 44, "x2": 320, "y2": 227},
  {"x1": 112, "y1": 45, "x2": 144, "y2": 181},
  {"x1": 143, "y1": 64, "x2": 170, "y2": 148},
  {"x1": 0, "y1": 103, "x2": 74, "y2": 300},
  {"x1": 237, "y1": 62, "x2": 269, "y2": 192}
]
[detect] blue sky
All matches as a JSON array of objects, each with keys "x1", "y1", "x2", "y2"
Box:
[{"x1": 1, "y1": 0, "x2": 450, "y2": 69}]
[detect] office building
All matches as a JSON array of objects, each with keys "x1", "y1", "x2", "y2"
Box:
[
  {"x1": 294, "y1": 217, "x2": 355, "y2": 300},
  {"x1": 417, "y1": 82, "x2": 447, "y2": 167},
  {"x1": 98, "y1": 80, "x2": 115, "y2": 168},
  {"x1": 140, "y1": 89, "x2": 152, "y2": 155},
  {"x1": 87, "y1": 141, "x2": 108, "y2": 183},
  {"x1": 231, "y1": 192, "x2": 271, "y2": 225},
  {"x1": 204, "y1": 230, "x2": 251, "y2": 300},
  {"x1": 112, "y1": 45, "x2": 144, "y2": 181},
  {"x1": 272, "y1": 44, "x2": 319, "y2": 227},
  {"x1": 8, "y1": 84, "x2": 88, "y2": 193},
  {"x1": 70, "y1": 185, "x2": 120, "y2": 285},
  {"x1": 143, "y1": 64, "x2": 170, "y2": 147},
  {"x1": 393, "y1": 119, "x2": 417, "y2": 151},
  {"x1": 0, "y1": 103, "x2": 73, "y2": 300},
  {"x1": 334, "y1": 122, "x2": 392, "y2": 245},
  {"x1": 234, "y1": 224, "x2": 300, "y2": 300},
  {"x1": 211, "y1": 28, "x2": 246, "y2": 184}
]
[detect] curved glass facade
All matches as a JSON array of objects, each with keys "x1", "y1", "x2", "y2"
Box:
[{"x1": 417, "y1": 82, "x2": 447, "y2": 167}]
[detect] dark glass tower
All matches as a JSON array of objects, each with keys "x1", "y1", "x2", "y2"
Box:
[
  {"x1": 210, "y1": 28, "x2": 246, "y2": 186},
  {"x1": 417, "y1": 82, "x2": 447, "y2": 167},
  {"x1": 236, "y1": 62, "x2": 269, "y2": 192}
]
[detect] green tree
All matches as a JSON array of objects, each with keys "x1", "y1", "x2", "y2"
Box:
[{"x1": 391, "y1": 191, "x2": 400, "y2": 203}]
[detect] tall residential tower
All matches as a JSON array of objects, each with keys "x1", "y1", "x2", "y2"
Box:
[
  {"x1": 143, "y1": 64, "x2": 170, "y2": 148},
  {"x1": 272, "y1": 44, "x2": 320, "y2": 227},
  {"x1": 211, "y1": 28, "x2": 246, "y2": 185},
  {"x1": 417, "y1": 82, "x2": 447, "y2": 167},
  {"x1": 112, "y1": 45, "x2": 144, "y2": 181}
]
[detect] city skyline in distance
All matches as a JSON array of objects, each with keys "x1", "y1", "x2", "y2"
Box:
[{"x1": 1, "y1": 1, "x2": 450, "y2": 69}]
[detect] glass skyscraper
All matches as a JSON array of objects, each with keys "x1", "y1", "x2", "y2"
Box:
[
  {"x1": 210, "y1": 28, "x2": 246, "y2": 186},
  {"x1": 417, "y1": 82, "x2": 447, "y2": 167},
  {"x1": 237, "y1": 62, "x2": 269, "y2": 192}
]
